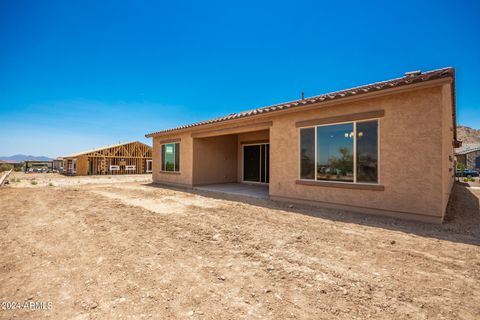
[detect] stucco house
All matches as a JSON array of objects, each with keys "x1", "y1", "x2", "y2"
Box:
[
  {"x1": 146, "y1": 67, "x2": 459, "y2": 223},
  {"x1": 455, "y1": 143, "x2": 480, "y2": 171}
]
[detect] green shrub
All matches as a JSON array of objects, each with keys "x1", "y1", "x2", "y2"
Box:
[
  {"x1": 48, "y1": 182, "x2": 53, "y2": 187},
  {"x1": 31, "y1": 180, "x2": 37, "y2": 185},
  {"x1": 0, "y1": 163, "x2": 13, "y2": 172},
  {"x1": 463, "y1": 178, "x2": 469, "y2": 182}
]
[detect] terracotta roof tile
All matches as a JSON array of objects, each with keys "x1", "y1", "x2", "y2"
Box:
[{"x1": 146, "y1": 67, "x2": 454, "y2": 137}]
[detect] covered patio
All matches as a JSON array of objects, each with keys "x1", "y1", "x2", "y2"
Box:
[{"x1": 190, "y1": 123, "x2": 271, "y2": 199}]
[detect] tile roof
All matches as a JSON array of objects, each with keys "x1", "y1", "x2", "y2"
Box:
[
  {"x1": 455, "y1": 143, "x2": 480, "y2": 155},
  {"x1": 146, "y1": 67, "x2": 455, "y2": 137}
]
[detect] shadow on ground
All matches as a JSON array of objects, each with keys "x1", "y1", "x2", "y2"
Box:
[{"x1": 143, "y1": 182, "x2": 480, "y2": 246}]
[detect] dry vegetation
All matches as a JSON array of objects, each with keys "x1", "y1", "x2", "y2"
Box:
[{"x1": 0, "y1": 173, "x2": 479, "y2": 319}]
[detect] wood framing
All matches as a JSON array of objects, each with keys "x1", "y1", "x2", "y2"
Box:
[{"x1": 61, "y1": 141, "x2": 152, "y2": 176}]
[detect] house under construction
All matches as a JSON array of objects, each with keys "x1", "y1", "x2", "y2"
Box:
[{"x1": 61, "y1": 141, "x2": 152, "y2": 176}]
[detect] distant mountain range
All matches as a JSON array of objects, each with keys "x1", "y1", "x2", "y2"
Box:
[
  {"x1": 0, "y1": 154, "x2": 53, "y2": 162},
  {"x1": 0, "y1": 126, "x2": 477, "y2": 162}
]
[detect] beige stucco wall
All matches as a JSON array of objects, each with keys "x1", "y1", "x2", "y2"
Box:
[
  {"x1": 269, "y1": 85, "x2": 449, "y2": 222},
  {"x1": 192, "y1": 135, "x2": 238, "y2": 185},
  {"x1": 441, "y1": 84, "x2": 455, "y2": 217},
  {"x1": 152, "y1": 132, "x2": 194, "y2": 187},
  {"x1": 236, "y1": 130, "x2": 270, "y2": 182}
]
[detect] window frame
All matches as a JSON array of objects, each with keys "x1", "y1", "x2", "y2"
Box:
[
  {"x1": 161, "y1": 142, "x2": 180, "y2": 173},
  {"x1": 241, "y1": 142, "x2": 270, "y2": 184},
  {"x1": 146, "y1": 159, "x2": 153, "y2": 173},
  {"x1": 298, "y1": 118, "x2": 380, "y2": 185}
]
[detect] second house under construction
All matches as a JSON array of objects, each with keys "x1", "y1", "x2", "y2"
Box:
[{"x1": 61, "y1": 141, "x2": 152, "y2": 176}]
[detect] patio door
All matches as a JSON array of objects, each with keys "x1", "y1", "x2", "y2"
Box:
[{"x1": 243, "y1": 143, "x2": 269, "y2": 183}]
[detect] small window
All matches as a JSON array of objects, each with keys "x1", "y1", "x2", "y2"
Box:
[
  {"x1": 300, "y1": 120, "x2": 379, "y2": 184},
  {"x1": 161, "y1": 143, "x2": 180, "y2": 172}
]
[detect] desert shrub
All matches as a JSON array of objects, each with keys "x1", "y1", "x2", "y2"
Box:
[
  {"x1": 13, "y1": 167, "x2": 22, "y2": 172},
  {"x1": 31, "y1": 180, "x2": 38, "y2": 185},
  {"x1": 463, "y1": 178, "x2": 469, "y2": 182},
  {"x1": 48, "y1": 182, "x2": 53, "y2": 186},
  {"x1": 0, "y1": 163, "x2": 13, "y2": 172}
]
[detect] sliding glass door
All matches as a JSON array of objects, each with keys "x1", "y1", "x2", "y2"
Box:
[{"x1": 243, "y1": 143, "x2": 269, "y2": 183}]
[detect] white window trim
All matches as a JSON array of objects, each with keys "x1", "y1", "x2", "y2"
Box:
[
  {"x1": 298, "y1": 118, "x2": 380, "y2": 185},
  {"x1": 146, "y1": 159, "x2": 153, "y2": 173}
]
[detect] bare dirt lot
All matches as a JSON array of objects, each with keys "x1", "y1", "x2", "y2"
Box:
[
  {"x1": 1, "y1": 174, "x2": 479, "y2": 319},
  {"x1": 5, "y1": 172, "x2": 152, "y2": 188}
]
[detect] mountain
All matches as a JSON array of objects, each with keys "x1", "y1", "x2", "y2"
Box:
[
  {"x1": 457, "y1": 125, "x2": 480, "y2": 144},
  {"x1": 0, "y1": 154, "x2": 53, "y2": 162}
]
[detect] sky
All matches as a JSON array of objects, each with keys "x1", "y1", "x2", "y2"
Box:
[{"x1": 0, "y1": 0, "x2": 479, "y2": 158}]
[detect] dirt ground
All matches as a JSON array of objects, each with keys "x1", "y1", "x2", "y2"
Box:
[
  {"x1": 4, "y1": 172, "x2": 152, "y2": 188},
  {"x1": 0, "y1": 174, "x2": 479, "y2": 319}
]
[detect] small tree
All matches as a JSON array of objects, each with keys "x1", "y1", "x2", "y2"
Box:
[{"x1": 456, "y1": 162, "x2": 465, "y2": 174}]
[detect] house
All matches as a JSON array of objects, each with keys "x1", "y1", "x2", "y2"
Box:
[
  {"x1": 145, "y1": 67, "x2": 459, "y2": 223},
  {"x1": 24, "y1": 160, "x2": 53, "y2": 172},
  {"x1": 455, "y1": 143, "x2": 480, "y2": 171},
  {"x1": 61, "y1": 141, "x2": 152, "y2": 176},
  {"x1": 53, "y1": 158, "x2": 64, "y2": 172}
]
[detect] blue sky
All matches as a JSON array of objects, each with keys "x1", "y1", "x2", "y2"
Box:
[{"x1": 0, "y1": 0, "x2": 479, "y2": 157}]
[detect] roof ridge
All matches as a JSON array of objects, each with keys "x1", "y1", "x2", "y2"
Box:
[
  {"x1": 62, "y1": 140, "x2": 150, "y2": 158},
  {"x1": 146, "y1": 67, "x2": 454, "y2": 137},
  {"x1": 254, "y1": 67, "x2": 454, "y2": 110}
]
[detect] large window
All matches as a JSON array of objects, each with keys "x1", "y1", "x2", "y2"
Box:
[
  {"x1": 300, "y1": 120, "x2": 378, "y2": 184},
  {"x1": 161, "y1": 143, "x2": 180, "y2": 172}
]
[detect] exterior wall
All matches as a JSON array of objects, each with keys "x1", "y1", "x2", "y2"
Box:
[
  {"x1": 74, "y1": 156, "x2": 88, "y2": 176},
  {"x1": 269, "y1": 86, "x2": 447, "y2": 223},
  {"x1": 152, "y1": 133, "x2": 194, "y2": 187},
  {"x1": 52, "y1": 160, "x2": 63, "y2": 171},
  {"x1": 463, "y1": 151, "x2": 480, "y2": 170},
  {"x1": 441, "y1": 84, "x2": 456, "y2": 217},
  {"x1": 237, "y1": 130, "x2": 270, "y2": 182},
  {"x1": 192, "y1": 135, "x2": 238, "y2": 185}
]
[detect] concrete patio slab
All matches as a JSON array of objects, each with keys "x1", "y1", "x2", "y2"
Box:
[{"x1": 194, "y1": 183, "x2": 269, "y2": 199}]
